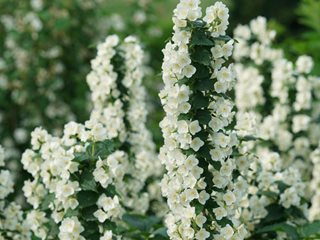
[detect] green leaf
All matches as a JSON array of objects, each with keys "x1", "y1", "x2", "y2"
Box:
[
  {"x1": 178, "y1": 112, "x2": 193, "y2": 121},
  {"x1": 192, "y1": 92, "x2": 209, "y2": 109},
  {"x1": 191, "y1": 47, "x2": 211, "y2": 66},
  {"x1": 104, "y1": 184, "x2": 118, "y2": 197},
  {"x1": 192, "y1": 64, "x2": 211, "y2": 79},
  {"x1": 232, "y1": 169, "x2": 241, "y2": 179},
  {"x1": 152, "y1": 227, "x2": 168, "y2": 238},
  {"x1": 94, "y1": 140, "x2": 116, "y2": 158},
  {"x1": 193, "y1": 201, "x2": 204, "y2": 215},
  {"x1": 217, "y1": 217, "x2": 233, "y2": 227},
  {"x1": 194, "y1": 78, "x2": 215, "y2": 91},
  {"x1": 189, "y1": 19, "x2": 206, "y2": 29},
  {"x1": 178, "y1": 77, "x2": 189, "y2": 86},
  {"x1": 194, "y1": 130, "x2": 209, "y2": 141},
  {"x1": 191, "y1": 29, "x2": 214, "y2": 46},
  {"x1": 191, "y1": 63, "x2": 214, "y2": 92},
  {"x1": 195, "y1": 110, "x2": 211, "y2": 125},
  {"x1": 64, "y1": 208, "x2": 79, "y2": 218},
  {"x1": 77, "y1": 190, "x2": 99, "y2": 208},
  {"x1": 258, "y1": 191, "x2": 278, "y2": 200},
  {"x1": 103, "y1": 220, "x2": 118, "y2": 232},
  {"x1": 73, "y1": 152, "x2": 91, "y2": 162},
  {"x1": 260, "y1": 204, "x2": 286, "y2": 224},
  {"x1": 275, "y1": 181, "x2": 290, "y2": 192},
  {"x1": 239, "y1": 135, "x2": 260, "y2": 142},
  {"x1": 123, "y1": 214, "x2": 161, "y2": 232},
  {"x1": 197, "y1": 144, "x2": 211, "y2": 160},
  {"x1": 205, "y1": 198, "x2": 219, "y2": 210},
  {"x1": 31, "y1": 234, "x2": 42, "y2": 240},
  {"x1": 198, "y1": 145, "x2": 221, "y2": 170},
  {"x1": 256, "y1": 223, "x2": 299, "y2": 240},
  {"x1": 77, "y1": 140, "x2": 117, "y2": 162},
  {"x1": 80, "y1": 168, "x2": 97, "y2": 191},
  {"x1": 45, "y1": 218, "x2": 59, "y2": 237},
  {"x1": 40, "y1": 193, "x2": 55, "y2": 211},
  {"x1": 213, "y1": 35, "x2": 233, "y2": 42},
  {"x1": 82, "y1": 206, "x2": 98, "y2": 221},
  {"x1": 297, "y1": 0, "x2": 320, "y2": 32},
  {"x1": 82, "y1": 221, "x2": 100, "y2": 239},
  {"x1": 299, "y1": 220, "x2": 320, "y2": 237},
  {"x1": 286, "y1": 206, "x2": 307, "y2": 220}
]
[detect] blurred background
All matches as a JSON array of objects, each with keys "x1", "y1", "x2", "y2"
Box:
[
  {"x1": 98, "y1": 0, "x2": 320, "y2": 147},
  {"x1": 0, "y1": 0, "x2": 319, "y2": 201}
]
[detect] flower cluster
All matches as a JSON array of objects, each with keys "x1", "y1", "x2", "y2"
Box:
[
  {"x1": 233, "y1": 16, "x2": 282, "y2": 65},
  {"x1": 234, "y1": 17, "x2": 320, "y2": 236},
  {"x1": 0, "y1": 1, "x2": 114, "y2": 202},
  {"x1": 87, "y1": 35, "x2": 163, "y2": 212},
  {"x1": 22, "y1": 35, "x2": 162, "y2": 239},
  {"x1": 0, "y1": 145, "x2": 30, "y2": 239},
  {"x1": 160, "y1": 1, "x2": 249, "y2": 239},
  {"x1": 310, "y1": 149, "x2": 320, "y2": 220}
]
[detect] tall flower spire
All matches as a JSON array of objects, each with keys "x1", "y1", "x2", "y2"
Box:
[
  {"x1": 0, "y1": 145, "x2": 30, "y2": 239},
  {"x1": 233, "y1": 17, "x2": 319, "y2": 237},
  {"x1": 160, "y1": 1, "x2": 248, "y2": 239},
  {"x1": 22, "y1": 35, "x2": 162, "y2": 239}
]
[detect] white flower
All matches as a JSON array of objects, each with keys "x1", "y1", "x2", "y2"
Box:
[
  {"x1": 292, "y1": 115, "x2": 310, "y2": 133},
  {"x1": 296, "y1": 55, "x2": 313, "y2": 74},
  {"x1": 233, "y1": 16, "x2": 311, "y2": 232},
  {"x1": 220, "y1": 161, "x2": 234, "y2": 176},
  {"x1": 213, "y1": 132, "x2": 230, "y2": 148},
  {"x1": 0, "y1": 169, "x2": 14, "y2": 199},
  {"x1": 210, "y1": 148, "x2": 224, "y2": 161},
  {"x1": 222, "y1": 40, "x2": 234, "y2": 58},
  {"x1": 31, "y1": 127, "x2": 48, "y2": 150},
  {"x1": 208, "y1": 117, "x2": 223, "y2": 132},
  {"x1": 100, "y1": 230, "x2": 112, "y2": 240},
  {"x1": 198, "y1": 190, "x2": 210, "y2": 205},
  {"x1": 20, "y1": 36, "x2": 160, "y2": 239},
  {"x1": 204, "y1": 2, "x2": 229, "y2": 37},
  {"x1": 214, "y1": 81, "x2": 228, "y2": 93},
  {"x1": 160, "y1": 2, "x2": 246, "y2": 239},
  {"x1": 195, "y1": 213, "x2": 207, "y2": 228},
  {"x1": 94, "y1": 209, "x2": 109, "y2": 223},
  {"x1": 190, "y1": 137, "x2": 204, "y2": 151},
  {"x1": 185, "y1": 188, "x2": 199, "y2": 201},
  {"x1": 183, "y1": 64, "x2": 197, "y2": 78},
  {"x1": 220, "y1": 224, "x2": 234, "y2": 239},
  {"x1": 213, "y1": 206, "x2": 227, "y2": 220},
  {"x1": 185, "y1": 155, "x2": 199, "y2": 169},
  {"x1": 189, "y1": 120, "x2": 201, "y2": 135},
  {"x1": 58, "y1": 217, "x2": 84, "y2": 240},
  {"x1": 177, "y1": 120, "x2": 189, "y2": 134},
  {"x1": 223, "y1": 191, "x2": 236, "y2": 206},
  {"x1": 195, "y1": 228, "x2": 210, "y2": 240},
  {"x1": 217, "y1": 66, "x2": 233, "y2": 82},
  {"x1": 177, "y1": 84, "x2": 191, "y2": 103},
  {"x1": 31, "y1": 0, "x2": 44, "y2": 11}
]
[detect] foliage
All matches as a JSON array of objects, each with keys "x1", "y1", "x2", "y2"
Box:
[
  {"x1": 159, "y1": 1, "x2": 252, "y2": 239},
  {"x1": 0, "y1": 0, "x2": 107, "y2": 199},
  {"x1": 21, "y1": 36, "x2": 163, "y2": 239},
  {"x1": 233, "y1": 16, "x2": 320, "y2": 239},
  {"x1": 296, "y1": 0, "x2": 320, "y2": 74},
  {"x1": 0, "y1": 0, "x2": 320, "y2": 239}
]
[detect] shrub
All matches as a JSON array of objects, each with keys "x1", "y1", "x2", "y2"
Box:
[{"x1": 22, "y1": 35, "x2": 163, "y2": 239}]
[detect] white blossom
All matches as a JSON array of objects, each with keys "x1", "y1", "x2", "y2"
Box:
[{"x1": 160, "y1": 1, "x2": 248, "y2": 238}]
